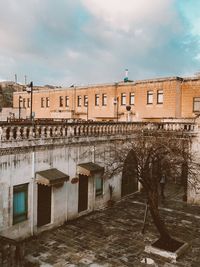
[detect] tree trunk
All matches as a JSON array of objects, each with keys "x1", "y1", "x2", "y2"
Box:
[{"x1": 147, "y1": 190, "x2": 172, "y2": 242}]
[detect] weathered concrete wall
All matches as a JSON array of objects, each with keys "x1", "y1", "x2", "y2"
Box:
[{"x1": 0, "y1": 137, "x2": 123, "y2": 240}]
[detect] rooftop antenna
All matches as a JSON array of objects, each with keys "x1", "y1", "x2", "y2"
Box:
[
  {"x1": 24, "y1": 75, "x2": 27, "y2": 85},
  {"x1": 124, "y1": 69, "x2": 129, "y2": 82}
]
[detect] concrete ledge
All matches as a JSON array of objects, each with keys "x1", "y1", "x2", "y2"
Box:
[{"x1": 145, "y1": 240, "x2": 189, "y2": 260}]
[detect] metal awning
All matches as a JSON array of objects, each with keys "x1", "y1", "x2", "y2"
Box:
[
  {"x1": 77, "y1": 162, "x2": 104, "y2": 176},
  {"x1": 36, "y1": 168, "x2": 69, "y2": 186}
]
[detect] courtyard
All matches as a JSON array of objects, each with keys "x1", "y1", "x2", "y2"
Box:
[{"x1": 25, "y1": 184, "x2": 200, "y2": 267}]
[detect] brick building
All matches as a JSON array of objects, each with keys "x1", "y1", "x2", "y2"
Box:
[{"x1": 13, "y1": 76, "x2": 200, "y2": 121}]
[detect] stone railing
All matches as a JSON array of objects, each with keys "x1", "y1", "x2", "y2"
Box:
[{"x1": 0, "y1": 120, "x2": 197, "y2": 142}]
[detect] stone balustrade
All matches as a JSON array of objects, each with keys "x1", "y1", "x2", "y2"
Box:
[{"x1": 0, "y1": 121, "x2": 197, "y2": 142}]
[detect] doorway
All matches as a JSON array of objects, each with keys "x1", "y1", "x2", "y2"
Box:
[
  {"x1": 37, "y1": 184, "x2": 52, "y2": 226},
  {"x1": 78, "y1": 175, "x2": 88, "y2": 213}
]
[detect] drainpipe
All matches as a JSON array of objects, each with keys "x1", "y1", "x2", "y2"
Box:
[{"x1": 31, "y1": 148, "x2": 35, "y2": 236}]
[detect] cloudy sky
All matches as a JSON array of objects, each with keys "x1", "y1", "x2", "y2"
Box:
[{"x1": 0, "y1": 0, "x2": 200, "y2": 86}]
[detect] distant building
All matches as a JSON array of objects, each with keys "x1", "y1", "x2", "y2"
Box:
[{"x1": 13, "y1": 76, "x2": 200, "y2": 121}]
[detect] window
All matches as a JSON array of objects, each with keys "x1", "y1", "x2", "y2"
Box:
[
  {"x1": 27, "y1": 98, "x2": 30, "y2": 108},
  {"x1": 95, "y1": 175, "x2": 103, "y2": 196},
  {"x1": 46, "y1": 97, "x2": 50, "y2": 108},
  {"x1": 121, "y1": 93, "x2": 126, "y2": 105},
  {"x1": 13, "y1": 184, "x2": 28, "y2": 225},
  {"x1": 102, "y1": 94, "x2": 107, "y2": 106},
  {"x1": 65, "y1": 96, "x2": 69, "y2": 107},
  {"x1": 147, "y1": 91, "x2": 153, "y2": 104},
  {"x1": 129, "y1": 93, "x2": 135, "y2": 105},
  {"x1": 41, "y1": 97, "x2": 44, "y2": 108},
  {"x1": 95, "y1": 94, "x2": 100, "y2": 106},
  {"x1": 59, "y1": 96, "x2": 63, "y2": 107},
  {"x1": 84, "y1": 95, "x2": 88, "y2": 107},
  {"x1": 157, "y1": 90, "x2": 163, "y2": 104},
  {"x1": 193, "y1": 97, "x2": 200, "y2": 112},
  {"x1": 77, "y1": 95, "x2": 81, "y2": 107},
  {"x1": 23, "y1": 98, "x2": 26, "y2": 108},
  {"x1": 19, "y1": 97, "x2": 22, "y2": 108}
]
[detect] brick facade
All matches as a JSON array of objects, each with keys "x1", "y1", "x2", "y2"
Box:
[{"x1": 13, "y1": 76, "x2": 200, "y2": 121}]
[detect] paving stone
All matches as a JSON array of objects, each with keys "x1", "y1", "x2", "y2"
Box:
[{"x1": 25, "y1": 186, "x2": 200, "y2": 267}]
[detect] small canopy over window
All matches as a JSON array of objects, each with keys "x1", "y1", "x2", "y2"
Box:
[
  {"x1": 77, "y1": 162, "x2": 104, "y2": 177},
  {"x1": 36, "y1": 168, "x2": 69, "y2": 186}
]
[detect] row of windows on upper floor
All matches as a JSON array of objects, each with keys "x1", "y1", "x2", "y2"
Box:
[{"x1": 19, "y1": 90, "x2": 164, "y2": 108}]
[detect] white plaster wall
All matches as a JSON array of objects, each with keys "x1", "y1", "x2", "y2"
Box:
[{"x1": 0, "y1": 139, "x2": 125, "y2": 239}]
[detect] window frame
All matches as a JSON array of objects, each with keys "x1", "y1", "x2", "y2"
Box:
[
  {"x1": 27, "y1": 98, "x2": 30, "y2": 108},
  {"x1": 77, "y1": 95, "x2": 81, "y2": 107},
  {"x1": 157, "y1": 89, "x2": 163, "y2": 104},
  {"x1": 95, "y1": 175, "x2": 103, "y2": 197},
  {"x1": 95, "y1": 94, "x2": 100, "y2": 106},
  {"x1": 65, "y1": 96, "x2": 69, "y2": 107},
  {"x1": 59, "y1": 96, "x2": 64, "y2": 107},
  {"x1": 41, "y1": 97, "x2": 45, "y2": 108},
  {"x1": 193, "y1": 97, "x2": 200, "y2": 112},
  {"x1": 121, "y1": 93, "x2": 126, "y2": 106},
  {"x1": 129, "y1": 92, "x2": 135, "y2": 105},
  {"x1": 22, "y1": 98, "x2": 26, "y2": 108},
  {"x1": 84, "y1": 95, "x2": 88, "y2": 107},
  {"x1": 13, "y1": 183, "x2": 28, "y2": 225},
  {"x1": 147, "y1": 90, "x2": 153, "y2": 104},
  {"x1": 102, "y1": 94, "x2": 107, "y2": 106},
  {"x1": 46, "y1": 97, "x2": 50, "y2": 108}
]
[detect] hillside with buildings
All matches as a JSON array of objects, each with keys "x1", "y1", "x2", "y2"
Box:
[{"x1": 0, "y1": 81, "x2": 24, "y2": 109}]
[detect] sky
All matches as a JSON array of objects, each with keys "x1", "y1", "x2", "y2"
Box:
[{"x1": 0, "y1": 0, "x2": 200, "y2": 86}]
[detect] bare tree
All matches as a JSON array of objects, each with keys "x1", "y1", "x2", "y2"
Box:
[{"x1": 103, "y1": 130, "x2": 195, "y2": 248}]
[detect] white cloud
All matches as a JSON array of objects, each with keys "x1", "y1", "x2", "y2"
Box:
[{"x1": 82, "y1": 0, "x2": 179, "y2": 33}]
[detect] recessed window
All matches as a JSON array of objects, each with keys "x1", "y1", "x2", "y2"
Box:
[
  {"x1": 193, "y1": 97, "x2": 200, "y2": 112},
  {"x1": 147, "y1": 91, "x2": 153, "y2": 104},
  {"x1": 65, "y1": 96, "x2": 69, "y2": 107},
  {"x1": 157, "y1": 90, "x2": 163, "y2": 104},
  {"x1": 23, "y1": 98, "x2": 26, "y2": 108},
  {"x1": 41, "y1": 97, "x2": 45, "y2": 108},
  {"x1": 77, "y1": 95, "x2": 81, "y2": 107},
  {"x1": 46, "y1": 97, "x2": 50, "y2": 108},
  {"x1": 84, "y1": 95, "x2": 88, "y2": 107},
  {"x1": 129, "y1": 93, "x2": 135, "y2": 105},
  {"x1": 121, "y1": 93, "x2": 126, "y2": 105},
  {"x1": 102, "y1": 94, "x2": 107, "y2": 106},
  {"x1": 95, "y1": 175, "x2": 103, "y2": 196},
  {"x1": 95, "y1": 94, "x2": 100, "y2": 106},
  {"x1": 13, "y1": 184, "x2": 28, "y2": 225},
  {"x1": 59, "y1": 96, "x2": 63, "y2": 107}
]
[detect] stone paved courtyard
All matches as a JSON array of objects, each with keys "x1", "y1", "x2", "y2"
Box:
[{"x1": 25, "y1": 185, "x2": 200, "y2": 267}]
